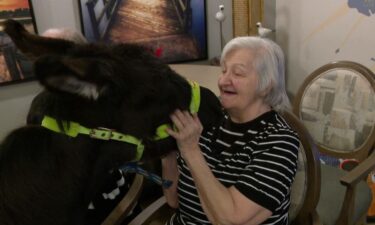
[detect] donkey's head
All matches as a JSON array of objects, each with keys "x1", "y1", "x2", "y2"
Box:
[
  {"x1": 3, "y1": 19, "x2": 193, "y2": 160},
  {"x1": 0, "y1": 20, "x2": 222, "y2": 225}
]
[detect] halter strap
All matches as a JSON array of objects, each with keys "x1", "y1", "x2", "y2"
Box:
[{"x1": 40, "y1": 81, "x2": 201, "y2": 161}]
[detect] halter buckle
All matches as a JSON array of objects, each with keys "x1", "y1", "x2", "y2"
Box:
[{"x1": 89, "y1": 127, "x2": 114, "y2": 140}]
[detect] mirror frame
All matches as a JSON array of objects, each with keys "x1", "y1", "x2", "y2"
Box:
[{"x1": 293, "y1": 61, "x2": 375, "y2": 161}]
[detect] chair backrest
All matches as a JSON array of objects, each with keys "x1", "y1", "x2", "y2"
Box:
[
  {"x1": 293, "y1": 61, "x2": 375, "y2": 162},
  {"x1": 101, "y1": 173, "x2": 144, "y2": 225},
  {"x1": 282, "y1": 111, "x2": 321, "y2": 225}
]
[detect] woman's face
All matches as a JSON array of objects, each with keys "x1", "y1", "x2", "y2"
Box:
[{"x1": 218, "y1": 48, "x2": 267, "y2": 121}]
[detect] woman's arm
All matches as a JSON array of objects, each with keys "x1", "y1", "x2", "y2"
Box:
[
  {"x1": 183, "y1": 144, "x2": 271, "y2": 225},
  {"x1": 161, "y1": 151, "x2": 179, "y2": 208},
  {"x1": 167, "y1": 110, "x2": 272, "y2": 225}
]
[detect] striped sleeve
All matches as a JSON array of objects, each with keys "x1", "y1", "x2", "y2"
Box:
[{"x1": 234, "y1": 128, "x2": 299, "y2": 212}]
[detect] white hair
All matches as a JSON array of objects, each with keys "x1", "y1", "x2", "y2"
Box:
[
  {"x1": 220, "y1": 36, "x2": 290, "y2": 112},
  {"x1": 42, "y1": 28, "x2": 87, "y2": 44}
]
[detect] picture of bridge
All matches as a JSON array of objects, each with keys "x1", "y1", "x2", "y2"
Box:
[{"x1": 79, "y1": 0, "x2": 207, "y2": 63}]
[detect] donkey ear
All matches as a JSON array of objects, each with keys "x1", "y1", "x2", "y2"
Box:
[
  {"x1": 35, "y1": 57, "x2": 108, "y2": 100},
  {"x1": 2, "y1": 19, "x2": 75, "y2": 60}
]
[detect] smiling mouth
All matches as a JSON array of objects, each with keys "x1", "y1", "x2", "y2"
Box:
[{"x1": 221, "y1": 90, "x2": 236, "y2": 95}]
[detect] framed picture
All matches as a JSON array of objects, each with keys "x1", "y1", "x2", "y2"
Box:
[
  {"x1": 0, "y1": 0, "x2": 38, "y2": 86},
  {"x1": 79, "y1": 0, "x2": 207, "y2": 63}
]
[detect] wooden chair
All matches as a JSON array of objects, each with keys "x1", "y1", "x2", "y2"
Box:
[
  {"x1": 282, "y1": 111, "x2": 321, "y2": 225},
  {"x1": 293, "y1": 61, "x2": 375, "y2": 225},
  {"x1": 101, "y1": 173, "x2": 144, "y2": 225},
  {"x1": 126, "y1": 111, "x2": 321, "y2": 225}
]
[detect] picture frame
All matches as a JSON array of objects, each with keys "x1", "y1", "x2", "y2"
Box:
[
  {"x1": 78, "y1": 0, "x2": 207, "y2": 63},
  {"x1": 0, "y1": 0, "x2": 38, "y2": 86}
]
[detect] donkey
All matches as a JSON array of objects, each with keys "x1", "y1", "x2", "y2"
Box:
[{"x1": 0, "y1": 20, "x2": 222, "y2": 225}]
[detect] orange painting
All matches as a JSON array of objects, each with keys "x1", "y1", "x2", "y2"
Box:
[
  {"x1": 0, "y1": 0, "x2": 36, "y2": 85},
  {"x1": 0, "y1": 0, "x2": 30, "y2": 11}
]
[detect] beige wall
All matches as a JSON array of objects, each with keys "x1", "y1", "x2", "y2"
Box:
[{"x1": 276, "y1": 0, "x2": 375, "y2": 97}]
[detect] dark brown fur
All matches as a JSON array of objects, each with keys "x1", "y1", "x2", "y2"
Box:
[{"x1": 0, "y1": 20, "x2": 222, "y2": 225}]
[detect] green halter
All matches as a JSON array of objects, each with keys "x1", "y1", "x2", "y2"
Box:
[{"x1": 40, "y1": 81, "x2": 201, "y2": 161}]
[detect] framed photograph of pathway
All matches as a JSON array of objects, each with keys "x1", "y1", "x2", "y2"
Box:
[
  {"x1": 0, "y1": 0, "x2": 38, "y2": 86},
  {"x1": 79, "y1": 0, "x2": 207, "y2": 63}
]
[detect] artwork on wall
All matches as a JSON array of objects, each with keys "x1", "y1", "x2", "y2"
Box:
[
  {"x1": 0, "y1": 0, "x2": 37, "y2": 86},
  {"x1": 79, "y1": 0, "x2": 207, "y2": 63}
]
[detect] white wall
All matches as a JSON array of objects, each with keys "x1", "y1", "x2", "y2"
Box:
[
  {"x1": 0, "y1": 0, "x2": 233, "y2": 140},
  {"x1": 0, "y1": 81, "x2": 42, "y2": 138},
  {"x1": 276, "y1": 0, "x2": 375, "y2": 97},
  {"x1": 31, "y1": 0, "x2": 81, "y2": 33}
]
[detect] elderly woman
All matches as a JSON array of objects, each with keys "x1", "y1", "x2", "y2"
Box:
[{"x1": 162, "y1": 36, "x2": 299, "y2": 225}]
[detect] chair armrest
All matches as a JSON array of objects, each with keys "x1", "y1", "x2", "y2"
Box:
[
  {"x1": 101, "y1": 174, "x2": 144, "y2": 225},
  {"x1": 335, "y1": 151, "x2": 375, "y2": 225},
  {"x1": 340, "y1": 150, "x2": 375, "y2": 186},
  {"x1": 128, "y1": 196, "x2": 167, "y2": 225}
]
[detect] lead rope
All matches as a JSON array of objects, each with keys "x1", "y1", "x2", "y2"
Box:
[{"x1": 119, "y1": 162, "x2": 172, "y2": 188}]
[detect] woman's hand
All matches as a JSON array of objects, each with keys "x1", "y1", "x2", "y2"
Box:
[{"x1": 166, "y1": 110, "x2": 203, "y2": 157}]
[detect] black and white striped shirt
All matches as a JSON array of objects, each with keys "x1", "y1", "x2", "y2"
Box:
[{"x1": 167, "y1": 110, "x2": 299, "y2": 225}]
